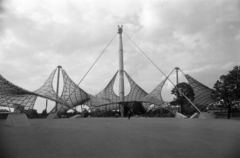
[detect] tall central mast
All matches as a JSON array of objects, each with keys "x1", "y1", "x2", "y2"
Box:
[
  {"x1": 118, "y1": 25, "x2": 124, "y2": 117},
  {"x1": 55, "y1": 65, "x2": 62, "y2": 112}
]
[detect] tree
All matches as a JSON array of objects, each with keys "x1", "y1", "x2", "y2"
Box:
[
  {"x1": 26, "y1": 109, "x2": 39, "y2": 118},
  {"x1": 82, "y1": 109, "x2": 90, "y2": 117},
  {"x1": 212, "y1": 66, "x2": 240, "y2": 119},
  {"x1": 170, "y1": 82, "x2": 195, "y2": 115},
  {"x1": 124, "y1": 102, "x2": 146, "y2": 116},
  {"x1": 41, "y1": 109, "x2": 48, "y2": 117},
  {"x1": 0, "y1": 109, "x2": 10, "y2": 112}
]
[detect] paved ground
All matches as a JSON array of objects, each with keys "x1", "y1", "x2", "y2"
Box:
[{"x1": 0, "y1": 117, "x2": 240, "y2": 158}]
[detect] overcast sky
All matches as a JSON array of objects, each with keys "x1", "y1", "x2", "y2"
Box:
[{"x1": 0, "y1": 0, "x2": 240, "y2": 111}]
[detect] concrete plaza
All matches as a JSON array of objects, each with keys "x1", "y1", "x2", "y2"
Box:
[{"x1": 0, "y1": 118, "x2": 240, "y2": 158}]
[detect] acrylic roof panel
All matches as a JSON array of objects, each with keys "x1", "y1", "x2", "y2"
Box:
[
  {"x1": 34, "y1": 69, "x2": 61, "y2": 101},
  {"x1": 185, "y1": 74, "x2": 214, "y2": 111},
  {"x1": 140, "y1": 77, "x2": 168, "y2": 106},
  {"x1": 59, "y1": 69, "x2": 90, "y2": 112},
  {"x1": 33, "y1": 69, "x2": 69, "y2": 109},
  {"x1": 95, "y1": 71, "x2": 119, "y2": 103},
  {"x1": 0, "y1": 94, "x2": 37, "y2": 110},
  {"x1": 88, "y1": 71, "x2": 149, "y2": 107},
  {"x1": 0, "y1": 69, "x2": 70, "y2": 111},
  {"x1": 84, "y1": 94, "x2": 110, "y2": 107},
  {"x1": 124, "y1": 71, "x2": 148, "y2": 102},
  {"x1": 0, "y1": 74, "x2": 37, "y2": 110},
  {"x1": 0, "y1": 74, "x2": 33, "y2": 95}
]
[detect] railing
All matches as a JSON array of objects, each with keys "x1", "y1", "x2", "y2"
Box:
[{"x1": 208, "y1": 107, "x2": 240, "y2": 117}]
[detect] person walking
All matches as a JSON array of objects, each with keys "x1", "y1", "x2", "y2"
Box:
[{"x1": 128, "y1": 109, "x2": 132, "y2": 120}]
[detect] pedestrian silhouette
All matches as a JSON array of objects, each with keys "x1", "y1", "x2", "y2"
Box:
[{"x1": 128, "y1": 109, "x2": 132, "y2": 120}]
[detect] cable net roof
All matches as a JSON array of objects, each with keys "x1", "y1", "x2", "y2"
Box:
[
  {"x1": 0, "y1": 67, "x2": 175, "y2": 113},
  {"x1": 0, "y1": 74, "x2": 37, "y2": 110},
  {"x1": 84, "y1": 71, "x2": 168, "y2": 108},
  {"x1": 0, "y1": 69, "x2": 71, "y2": 112},
  {"x1": 184, "y1": 74, "x2": 214, "y2": 111},
  {"x1": 140, "y1": 77, "x2": 168, "y2": 106},
  {"x1": 95, "y1": 71, "x2": 119, "y2": 103},
  {"x1": 84, "y1": 94, "x2": 110, "y2": 107},
  {"x1": 58, "y1": 69, "x2": 90, "y2": 113},
  {"x1": 34, "y1": 69, "x2": 67, "y2": 105},
  {"x1": 85, "y1": 71, "x2": 149, "y2": 107},
  {"x1": 124, "y1": 71, "x2": 148, "y2": 102},
  {"x1": 84, "y1": 72, "x2": 119, "y2": 107}
]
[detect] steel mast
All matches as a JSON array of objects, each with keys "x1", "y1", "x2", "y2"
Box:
[
  {"x1": 175, "y1": 67, "x2": 179, "y2": 85},
  {"x1": 55, "y1": 65, "x2": 62, "y2": 112},
  {"x1": 118, "y1": 25, "x2": 124, "y2": 117}
]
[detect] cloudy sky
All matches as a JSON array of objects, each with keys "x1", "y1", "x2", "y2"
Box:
[{"x1": 0, "y1": 0, "x2": 240, "y2": 112}]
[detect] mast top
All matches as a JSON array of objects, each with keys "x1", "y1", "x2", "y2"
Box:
[{"x1": 118, "y1": 25, "x2": 123, "y2": 34}]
